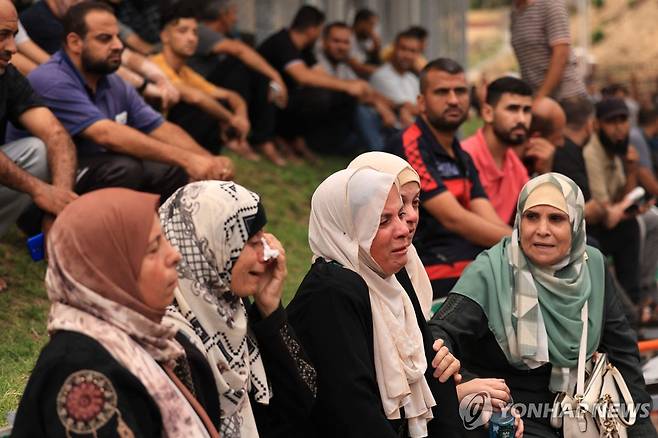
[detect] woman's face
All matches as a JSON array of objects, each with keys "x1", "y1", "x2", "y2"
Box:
[
  {"x1": 230, "y1": 230, "x2": 265, "y2": 297},
  {"x1": 399, "y1": 182, "x2": 420, "y2": 244},
  {"x1": 137, "y1": 214, "x2": 182, "y2": 313},
  {"x1": 520, "y1": 205, "x2": 572, "y2": 267},
  {"x1": 370, "y1": 185, "x2": 410, "y2": 276}
]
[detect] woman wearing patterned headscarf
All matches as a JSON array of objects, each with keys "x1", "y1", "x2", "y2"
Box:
[
  {"x1": 430, "y1": 173, "x2": 656, "y2": 437},
  {"x1": 287, "y1": 167, "x2": 466, "y2": 438},
  {"x1": 159, "y1": 180, "x2": 316, "y2": 438},
  {"x1": 12, "y1": 188, "x2": 220, "y2": 438}
]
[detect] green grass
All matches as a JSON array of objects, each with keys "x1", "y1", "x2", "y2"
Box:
[{"x1": 0, "y1": 153, "x2": 348, "y2": 426}]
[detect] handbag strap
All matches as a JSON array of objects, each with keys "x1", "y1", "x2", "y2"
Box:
[
  {"x1": 576, "y1": 302, "x2": 588, "y2": 396},
  {"x1": 609, "y1": 365, "x2": 638, "y2": 427}
]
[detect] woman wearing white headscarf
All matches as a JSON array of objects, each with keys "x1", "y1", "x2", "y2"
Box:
[
  {"x1": 348, "y1": 151, "x2": 434, "y2": 319},
  {"x1": 159, "y1": 180, "x2": 316, "y2": 438},
  {"x1": 430, "y1": 173, "x2": 656, "y2": 437},
  {"x1": 287, "y1": 167, "x2": 465, "y2": 438}
]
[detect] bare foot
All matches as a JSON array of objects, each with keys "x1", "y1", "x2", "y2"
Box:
[
  {"x1": 291, "y1": 138, "x2": 320, "y2": 165},
  {"x1": 226, "y1": 140, "x2": 261, "y2": 161},
  {"x1": 274, "y1": 137, "x2": 302, "y2": 163},
  {"x1": 259, "y1": 141, "x2": 287, "y2": 167}
]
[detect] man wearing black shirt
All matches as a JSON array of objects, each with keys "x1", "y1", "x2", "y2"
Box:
[
  {"x1": 258, "y1": 5, "x2": 370, "y2": 156},
  {"x1": 0, "y1": 0, "x2": 77, "y2": 289},
  {"x1": 19, "y1": 0, "x2": 65, "y2": 54}
]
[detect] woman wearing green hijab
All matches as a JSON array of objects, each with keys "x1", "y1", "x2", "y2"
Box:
[{"x1": 429, "y1": 173, "x2": 656, "y2": 437}]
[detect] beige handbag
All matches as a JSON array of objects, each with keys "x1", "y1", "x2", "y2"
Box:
[{"x1": 550, "y1": 304, "x2": 637, "y2": 438}]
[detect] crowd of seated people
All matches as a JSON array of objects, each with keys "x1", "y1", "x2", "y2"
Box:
[{"x1": 3, "y1": 0, "x2": 658, "y2": 437}]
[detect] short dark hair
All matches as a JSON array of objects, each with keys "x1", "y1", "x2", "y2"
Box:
[
  {"x1": 419, "y1": 57, "x2": 464, "y2": 92},
  {"x1": 639, "y1": 107, "x2": 658, "y2": 127},
  {"x1": 197, "y1": 0, "x2": 232, "y2": 22},
  {"x1": 290, "y1": 5, "x2": 325, "y2": 31},
  {"x1": 406, "y1": 25, "x2": 428, "y2": 40},
  {"x1": 160, "y1": 1, "x2": 196, "y2": 30},
  {"x1": 485, "y1": 76, "x2": 533, "y2": 107},
  {"x1": 559, "y1": 96, "x2": 594, "y2": 129},
  {"x1": 63, "y1": 1, "x2": 115, "y2": 40},
  {"x1": 353, "y1": 8, "x2": 376, "y2": 26},
  {"x1": 394, "y1": 29, "x2": 421, "y2": 46},
  {"x1": 323, "y1": 21, "x2": 350, "y2": 38}
]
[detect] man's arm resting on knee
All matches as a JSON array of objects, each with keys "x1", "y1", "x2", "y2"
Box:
[
  {"x1": 82, "y1": 119, "x2": 224, "y2": 180},
  {"x1": 175, "y1": 84, "x2": 234, "y2": 124},
  {"x1": 145, "y1": 122, "x2": 235, "y2": 179},
  {"x1": 423, "y1": 192, "x2": 512, "y2": 247},
  {"x1": 0, "y1": 150, "x2": 76, "y2": 216},
  {"x1": 213, "y1": 39, "x2": 284, "y2": 89},
  {"x1": 19, "y1": 107, "x2": 76, "y2": 191},
  {"x1": 286, "y1": 62, "x2": 364, "y2": 97}
]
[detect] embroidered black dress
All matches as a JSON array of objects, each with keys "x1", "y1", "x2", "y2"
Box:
[{"x1": 11, "y1": 330, "x2": 219, "y2": 437}]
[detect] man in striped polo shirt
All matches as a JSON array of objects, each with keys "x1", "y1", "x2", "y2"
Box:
[
  {"x1": 388, "y1": 58, "x2": 512, "y2": 305},
  {"x1": 511, "y1": 0, "x2": 587, "y2": 101}
]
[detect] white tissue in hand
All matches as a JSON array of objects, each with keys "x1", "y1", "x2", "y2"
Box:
[{"x1": 262, "y1": 237, "x2": 279, "y2": 261}]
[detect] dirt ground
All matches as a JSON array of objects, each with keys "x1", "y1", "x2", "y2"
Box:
[{"x1": 467, "y1": 0, "x2": 658, "y2": 94}]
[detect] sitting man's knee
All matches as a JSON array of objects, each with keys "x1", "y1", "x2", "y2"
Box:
[{"x1": 14, "y1": 137, "x2": 49, "y2": 181}]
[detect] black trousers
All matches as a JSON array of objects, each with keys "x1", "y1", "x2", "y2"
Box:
[
  {"x1": 168, "y1": 102, "x2": 221, "y2": 154},
  {"x1": 276, "y1": 87, "x2": 357, "y2": 154},
  {"x1": 76, "y1": 153, "x2": 188, "y2": 203},
  {"x1": 206, "y1": 55, "x2": 276, "y2": 146},
  {"x1": 591, "y1": 219, "x2": 641, "y2": 303}
]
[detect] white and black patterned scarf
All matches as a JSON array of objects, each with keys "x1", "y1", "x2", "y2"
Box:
[{"x1": 159, "y1": 181, "x2": 270, "y2": 438}]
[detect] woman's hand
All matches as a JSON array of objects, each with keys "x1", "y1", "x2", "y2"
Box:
[
  {"x1": 431, "y1": 339, "x2": 461, "y2": 383},
  {"x1": 456, "y1": 378, "x2": 511, "y2": 409},
  {"x1": 514, "y1": 409, "x2": 524, "y2": 438},
  {"x1": 253, "y1": 233, "x2": 287, "y2": 318}
]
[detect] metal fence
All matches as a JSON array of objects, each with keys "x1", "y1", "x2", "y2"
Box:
[{"x1": 236, "y1": 0, "x2": 468, "y2": 67}]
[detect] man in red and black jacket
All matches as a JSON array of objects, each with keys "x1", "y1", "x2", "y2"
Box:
[{"x1": 388, "y1": 58, "x2": 511, "y2": 304}]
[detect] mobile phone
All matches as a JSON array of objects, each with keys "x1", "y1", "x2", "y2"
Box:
[{"x1": 27, "y1": 233, "x2": 45, "y2": 262}]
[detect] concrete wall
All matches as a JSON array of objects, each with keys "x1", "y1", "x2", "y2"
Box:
[{"x1": 237, "y1": 0, "x2": 467, "y2": 67}]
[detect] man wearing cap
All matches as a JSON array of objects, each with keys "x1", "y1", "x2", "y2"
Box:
[
  {"x1": 583, "y1": 97, "x2": 646, "y2": 305},
  {"x1": 584, "y1": 98, "x2": 639, "y2": 205}
]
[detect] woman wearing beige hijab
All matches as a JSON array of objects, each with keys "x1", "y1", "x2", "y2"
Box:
[
  {"x1": 348, "y1": 151, "x2": 433, "y2": 319},
  {"x1": 12, "y1": 188, "x2": 219, "y2": 438},
  {"x1": 287, "y1": 167, "x2": 465, "y2": 438}
]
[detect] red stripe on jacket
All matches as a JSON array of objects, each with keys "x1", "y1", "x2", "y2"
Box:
[{"x1": 402, "y1": 124, "x2": 438, "y2": 192}]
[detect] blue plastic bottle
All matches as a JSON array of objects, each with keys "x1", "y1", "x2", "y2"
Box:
[{"x1": 489, "y1": 409, "x2": 515, "y2": 438}]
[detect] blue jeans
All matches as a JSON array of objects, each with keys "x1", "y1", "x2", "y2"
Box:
[{"x1": 353, "y1": 104, "x2": 385, "y2": 151}]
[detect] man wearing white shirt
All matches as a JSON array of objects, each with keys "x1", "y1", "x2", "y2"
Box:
[{"x1": 370, "y1": 29, "x2": 421, "y2": 127}]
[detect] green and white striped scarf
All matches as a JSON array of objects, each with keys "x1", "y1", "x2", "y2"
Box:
[{"x1": 452, "y1": 173, "x2": 605, "y2": 392}]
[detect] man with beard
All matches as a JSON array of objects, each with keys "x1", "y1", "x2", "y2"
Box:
[
  {"x1": 7, "y1": 1, "x2": 234, "y2": 201},
  {"x1": 583, "y1": 98, "x2": 647, "y2": 305},
  {"x1": 389, "y1": 58, "x2": 512, "y2": 304},
  {"x1": 462, "y1": 76, "x2": 532, "y2": 224}
]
